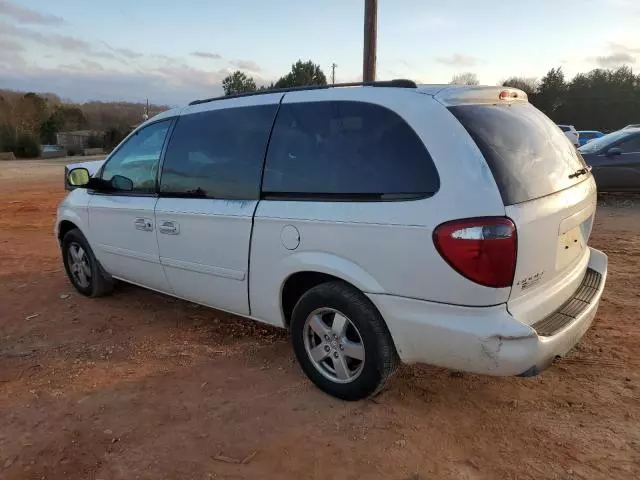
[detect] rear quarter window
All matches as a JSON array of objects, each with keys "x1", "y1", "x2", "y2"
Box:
[
  {"x1": 262, "y1": 100, "x2": 439, "y2": 200},
  {"x1": 449, "y1": 103, "x2": 587, "y2": 205}
]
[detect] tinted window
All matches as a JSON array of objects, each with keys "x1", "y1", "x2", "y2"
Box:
[
  {"x1": 101, "y1": 120, "x2": 171, "y2": 193},
  {"x1": 558, "y1": 125, "x2": 570, "y2": 132},
  {"x1": 262, "y1": 101, "x2": 438, "y2": 199},
  {"x1": 618, "y1": 134, "x2": 640, "y2": 153},
  {"x1": 160, "y1": 104, "x2": 277, "y2": 199},
  {"x1": 449, "y1": 103, "x2": 587, "y2": 205},
  {"x1": 581, "y1": 132, "x2": 594, "y2": 139}
]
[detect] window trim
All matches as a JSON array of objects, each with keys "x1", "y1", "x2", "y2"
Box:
[
  {"x1": 259, "y1": 99, "x2": 440, "y2": 202},
  {"x1": 91, "y1": 117, "x2": 176, "y2": 197}
]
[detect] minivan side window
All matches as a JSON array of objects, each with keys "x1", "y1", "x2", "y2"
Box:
[
  {"x1": 100, "y1": 120, "x2": 172, "y2": 193},
  {"x1": 160, "y1": 104, "x2": 278, "y2": 200},
  {"x1": 262, "y1": 101, "x2": 439, "y2": 199}
]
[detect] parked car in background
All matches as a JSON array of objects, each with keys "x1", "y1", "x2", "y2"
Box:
[
  {"x1": 622, "y1": 124, "x2": 640, "y2": 130},
  {"x1": 577, "y1": 130, "x2": 604, "y2": 146},
  {"x1": 40, "y1": 145, "x2": 67, "y2": 159},
  {"x1": 57, "y1": 82, "x2": 607, "y2": 400},
  {"x1": 579, "y1": 128, "x2": 640, "y2": 192},
  {"x1": 558, "y1": 125, "x2": 580, "y2": 147}
]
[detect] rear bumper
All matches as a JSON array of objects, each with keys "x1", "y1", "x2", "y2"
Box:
[{"x1": 368, "y1": 247, "x2": 608, "y2": 376}]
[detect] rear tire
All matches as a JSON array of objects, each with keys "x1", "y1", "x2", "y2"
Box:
[
  {"x1": 62, "y1": 228, "x2": 114, "y2": 297},
  {"x1": 290, "y1": 281, "x2": 398, "y2": 400}
]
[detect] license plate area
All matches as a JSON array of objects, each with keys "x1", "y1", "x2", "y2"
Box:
[{"x1": 556, "y1": 216, "x2": 591, "y2": 271}]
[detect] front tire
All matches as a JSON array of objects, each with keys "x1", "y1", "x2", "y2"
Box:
[
  {"x1": 290, "y1": 281, "x2": 398, "y2": 400},
  {"x1": 62, "y1": 228, "x2": 114, "y2": 297}
]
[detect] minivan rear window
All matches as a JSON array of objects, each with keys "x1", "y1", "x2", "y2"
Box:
[{"x1": 449, "y1": 103, "x2": 587, "y2": 205}]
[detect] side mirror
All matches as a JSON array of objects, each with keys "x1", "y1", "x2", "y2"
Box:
[
  {"x1": 67, "y1": 167, "x2": 90, "y2": 187},
  {"x1": 110, "y1": 175, "x2": 134, "y2": 191},
  {"x1": 606, "y1": 147, "x2": 623, "y2": 157}
]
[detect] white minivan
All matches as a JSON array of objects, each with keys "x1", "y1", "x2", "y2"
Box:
[{"x1": 57, "y1": 81, "x2": 607, "y2": 400}]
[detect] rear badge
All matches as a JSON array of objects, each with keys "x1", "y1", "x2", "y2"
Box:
[{"x1": 517, "y1": 272, "x2": 544, "y2": 291}]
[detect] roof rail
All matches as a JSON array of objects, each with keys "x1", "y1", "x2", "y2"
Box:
[{"x1": 188, "y1": 79, "x2": 417, "y2": 106}]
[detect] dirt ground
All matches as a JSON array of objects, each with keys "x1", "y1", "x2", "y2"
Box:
[{"x1": 1, "y1": 161, "x2": 639, "y2": 480}]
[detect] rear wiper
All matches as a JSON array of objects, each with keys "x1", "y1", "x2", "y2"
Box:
[{"x1": 568, "y1": 165, "x2": 592, "y2": 179}]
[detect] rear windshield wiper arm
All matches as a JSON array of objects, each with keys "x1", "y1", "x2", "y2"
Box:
[{"x1": 568, "y1": 165, "x2": 592, "y2": 179}]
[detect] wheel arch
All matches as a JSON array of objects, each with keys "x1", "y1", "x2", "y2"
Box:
[{"x1": 57, "y1": 219, "x2": 80, "y2": 245}]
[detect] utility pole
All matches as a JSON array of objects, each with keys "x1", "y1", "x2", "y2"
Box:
[
  {"x1": 331, "y1": 63, "x2": 337, "y2": 84},
  {"x1": 363, "y1": 0, "x2": 377, "y2": 82},
  {"x1": 142, "y1": 98, "x2": 149, "y2": 121}
]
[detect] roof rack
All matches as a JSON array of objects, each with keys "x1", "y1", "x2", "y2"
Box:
[{"x1": 188, "y1": 79, "x2": 417, "y2": 106}]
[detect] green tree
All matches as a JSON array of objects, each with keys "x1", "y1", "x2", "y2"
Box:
[
  {"x1": 533, "y1": 67, "x2": 566, "y2": 119},
  {"x1": 222, "y1": 71, "x2": 257, "y2": 96},
  {"x1": 275, "y1": 60, "x2": 327, "y2": 88},
  {"x1": 14, "y1": 134, "x2": 41, "y2": 158},
  {"x1": 0, "y1": 124, "x2": 16, "y2": 153}
]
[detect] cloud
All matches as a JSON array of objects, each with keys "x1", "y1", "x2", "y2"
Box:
[
  {"x1": 0, "y1": 21, "x2": 265, "y2": 105},
  {"x1": 1, "y1": 21, "x2": 93, "y2": 51},
  {"x1": 114, "y1": 48, "x2": 144, "y2": 59},
  {"x1": 436, "y1": 54, "x2": 478, "y2": 67},
  {"x1": 229, "y1": 59, "x2": 261, "y2": 71},
  {"x1": 592, "y1": 42, "x2": 640, "y2": 68},
  {"x1": 191, "y1": 51, "x2": 221, "y2": 60},
  {"x1": 0, "y1": 0, "x2": 65, "y2": 25},
  {"x1": 0, "y1": 36, "x2": 24, "y2": 52},
  {"x1": 0, "y1": 57, "x2": 242, "y2": 105},
  {"x1": 595, "y1": 52, "x2": 636, "y2": 68}
]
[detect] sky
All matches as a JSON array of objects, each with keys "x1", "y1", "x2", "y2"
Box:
[{"x1": 1, "y1": 0, "x2": 639, "y2": 106}]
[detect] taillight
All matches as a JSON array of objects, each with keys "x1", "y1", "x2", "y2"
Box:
[{"x1": 433, "y1": 217, "x2": 517, "y2": 288}]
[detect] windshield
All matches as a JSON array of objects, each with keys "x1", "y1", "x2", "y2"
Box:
[{"x1": 578, "y1": 129, "x2": 636, "y2": 154}]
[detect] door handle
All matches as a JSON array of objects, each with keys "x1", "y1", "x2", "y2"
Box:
[
  {"x1": 159, "y1": 220, "x2": 179, "y2": 235},
  {"x1": 134, "y1": 217, "x2": 153, "y2": 232}
]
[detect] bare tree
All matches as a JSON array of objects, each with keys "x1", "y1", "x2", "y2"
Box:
[
  {"x1": 450, "y1": 72, "x2": 480, "y2": 86},
  {"x1": 501, "y1": 77, "x2": 538, "y2": 96}
]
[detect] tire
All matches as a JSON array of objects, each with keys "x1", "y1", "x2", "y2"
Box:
[
  {"x1": 61, "y1": 228, "x2": 114, "y2": 297},
  {"x1": 290, "y1": 281, "x2": 398, "y2": 400}
]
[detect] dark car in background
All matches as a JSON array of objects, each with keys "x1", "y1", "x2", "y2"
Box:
[
  {"x1": 577, "y1": 130, "x2": 604, "y2": 146},
  {"x1": 578, "y1": 128, "x2": 640, "y2": 192}
]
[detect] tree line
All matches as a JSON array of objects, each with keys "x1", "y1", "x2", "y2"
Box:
[
  {"x1": 2, "y1": 61, "x2": 639, "y2": 158},
  {"x1": 0, "y1": 90, "x2": 169, "y2": 158},
  {"x1": 448, "y1": 66, "x2": 640, "y2": 132}
]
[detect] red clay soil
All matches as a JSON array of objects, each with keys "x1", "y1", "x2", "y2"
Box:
[{"x1": 0, "y1": 174, "x2": 639, "y2": 480}]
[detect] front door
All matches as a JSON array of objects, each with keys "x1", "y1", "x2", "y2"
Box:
[
  {"x1": 155, "y1": 96, "x2": 280, "y2": 315},
  {"x1": 589, "y1": 133, "x2": 640, "y2": 191},
  {"x1": 88, "y1": 119, "x2": 173, "y2": 293}
]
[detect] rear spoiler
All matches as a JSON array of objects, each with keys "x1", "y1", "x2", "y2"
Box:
[{"x1": 419, "y1": 85, "x2": 528, "y2": 106}]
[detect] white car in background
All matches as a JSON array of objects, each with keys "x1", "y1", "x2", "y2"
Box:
[
  {"x1": 558, "y1": 125, "x2": 580, "y2": 147},
  {"x1": 57, "y1": 82, "x2": 608, "y2": 400}
]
